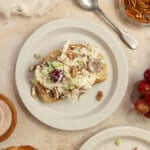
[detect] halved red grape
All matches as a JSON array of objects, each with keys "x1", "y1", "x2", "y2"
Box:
[
  {"x1": 144, "y1": 69, "x2": 150, "y2": 82},
  {"x1": 88, "y1": 58, "x2": 102, "y2": 73},
  {"x1": 50, "y1": 69, "x2": 64, "y2": 83}
]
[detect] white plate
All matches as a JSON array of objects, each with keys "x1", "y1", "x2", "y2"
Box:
[
  {"x1": 79, "y1": 126, "x2": 150, "y2": 150},
  {"x1": 15, "y1": 17, "x2": 128, "y2": 131}
]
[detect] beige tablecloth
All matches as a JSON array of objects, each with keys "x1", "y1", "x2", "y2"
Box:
[{"x1": 0, "y1": 0, "x2": 150, "y2": 149}]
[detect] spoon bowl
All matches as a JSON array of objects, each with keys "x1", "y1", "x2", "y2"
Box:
[{"x1": 77, "y1": 0, "x2": 98, "y2": 10}]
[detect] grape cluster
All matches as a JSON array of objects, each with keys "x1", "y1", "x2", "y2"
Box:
[{"x1": 134, "y1": 69, "x2": 150, "y2": 118}]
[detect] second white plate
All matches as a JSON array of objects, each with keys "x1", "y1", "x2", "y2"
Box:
[
  {"x1": 15, "y1": 18, "x2": 128, "y2": 130},
  {"x1": 79, "y1": 126, "x2": 150, "y2": 150}
]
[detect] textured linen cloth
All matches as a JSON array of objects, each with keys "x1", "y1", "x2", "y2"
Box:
[{"x1": 0, "y1": 0, "x2": 60, "y2": 18}]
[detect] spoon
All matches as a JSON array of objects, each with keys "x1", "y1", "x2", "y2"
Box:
[{"x1": 77, "y1": 0, "x2": 139, "y2": 50}]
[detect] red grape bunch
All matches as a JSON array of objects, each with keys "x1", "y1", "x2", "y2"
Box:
[{"x1": 134, "y1": 69, "x2": 150, "y2": 118}]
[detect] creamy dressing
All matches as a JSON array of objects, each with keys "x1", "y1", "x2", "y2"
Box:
[{"x1": 0, "y1": 100, "x2": 12, "y2": 136}]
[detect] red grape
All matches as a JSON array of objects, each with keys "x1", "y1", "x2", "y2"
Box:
[
  {"x1": 144, "y1": 69, "x2": 150, "y2": 82},
  {"x1": 144, "y1": 111, "x2": 150, "y2": 118},
  {"x1": 145, "y1": 92, "x2": 150, "y2": 105},
  {"x1": 137, "y1": 80, "x2": 150, "y2": 95},
  {"x1": 134, "y1": 99, "x2": 150, "y2": 114}
]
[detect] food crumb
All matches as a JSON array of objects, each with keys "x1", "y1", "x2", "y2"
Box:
[
  {"x1": 134, "y1": 147, "x2": 138, "y2": 150},
  {"x1": 114, "y1": 138, "x2": 121, "y2": 146},
  {"x1": 96, "y1": 91, "x2": 103, "y2": 101},
  {"x1": 31, "y1": 85, "x2": 37, "y2": 99},
  {"x1": 34, "y1": 53, "x2": 41, "y2": 59}
]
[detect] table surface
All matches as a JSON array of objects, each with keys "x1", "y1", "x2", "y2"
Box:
[{"x1": 0, "y1": 0, "x2": 150, "y2": 149}]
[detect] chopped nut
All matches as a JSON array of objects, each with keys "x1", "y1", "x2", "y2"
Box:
[
  {"x1": 134, "y1": 147, "x2": 138, "y2": 150},
  {"x1": 35, "y1": 64, "x2": 41, "y2": 69},
  {"x1": 29, "y1": 62, "x2": 44, "y2": 72},
  {"x1": 41, "y1": 60, "x2": 47, "y2": 65},
  {"x1": 66, "y1": 51, "x2": 77, "y2": 60},
  {"x1": 70, "y1": 45, "x2": 76, "y2": 50},
  {"x1": 71, "y1": 66, "x2": 77, "y2": 78},
  {"x1": 96, "y1": 91, "x2": 103, "y2": 101},
  {"x1": 51, "y1": 87, "x2": 59, "y2": 99},
  {"x1": 45, "y1": 89, "x2": 50, "y2": 93},
  {"x1": 31, "y1": 86, "x2": 37, "y2": 99},
  {"x1": 29, "y1": 65, "x2": 36, "y2": 72},
  {"x1": 135, "y1": 13, "x2": 142, "y2": 19}
]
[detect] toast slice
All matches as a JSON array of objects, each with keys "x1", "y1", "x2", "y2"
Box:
[{"x1": 30, "y1": 42, "x2": 107, "y2": 102}]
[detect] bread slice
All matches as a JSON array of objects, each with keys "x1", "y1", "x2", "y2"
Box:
[
  {"x1": 43, "y1": 49, "x2": 62, "y2": 62},
  {"x1": 36, "y1": 82, "x2": 59, "y2": 103},
  {"x1": 32, "y1": 43, "x2": 107, "y2": 102}
]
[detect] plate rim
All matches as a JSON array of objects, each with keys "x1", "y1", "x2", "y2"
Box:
[
  {"x1": 15, "y1": 17, "x2": 128, "y2": 131},
  {"x1": 79, "y1": 126, "x2": 150, "y2": 150}
]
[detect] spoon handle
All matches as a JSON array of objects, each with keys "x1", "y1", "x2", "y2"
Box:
[{"x1": 96, "y1": 8, "x2": 139, "y2": 50}]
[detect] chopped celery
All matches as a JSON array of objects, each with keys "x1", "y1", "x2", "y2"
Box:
[
  {"x1": 114, "y1": 138, "x2": 121, "y2": 146},
  {"x1": 47, "y1": 65, "x2": 54, "y2": 73},
  {"x1": 34, "y1": 53, "x2": 41, "y2": 59},
  {"x1": 69, "y1": 78, "x2": 78, "y2": 86},
  {"x1": 52, "y1": 61, "x2": 63, "y2": 69},
  {"x1": 69, "y1": 85, "x2": 74, "y2": 90},
  {"x1": 32, "y1": 78, "x2": 38, "y2": 85},
  {"x1": 77, "y1": 60, "x2": 84, "y2": 65},
  {"x1": 41, "y1": 67, "x2": 49, "y2": 75}
]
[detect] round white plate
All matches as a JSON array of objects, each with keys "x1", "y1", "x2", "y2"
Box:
[
  {"x1": 79, "y1": 126, "x2": 150, "y2": 150},
  {"x1": 15, "y1": 18, "x2": 128, "y2": 131}
]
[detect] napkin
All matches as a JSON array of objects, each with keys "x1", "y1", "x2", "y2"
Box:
[{"x1": 0, "y1": 0, "x2": 60, "y2": 18}]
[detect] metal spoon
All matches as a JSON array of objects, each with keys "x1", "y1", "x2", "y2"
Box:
[{"x1": 77, "y1": 0, "x2": 139, "y2": 50}]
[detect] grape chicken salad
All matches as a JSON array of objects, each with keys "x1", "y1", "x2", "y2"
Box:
[{"x1": 29, "y1": 41, "x2": 107, "y2": 103}]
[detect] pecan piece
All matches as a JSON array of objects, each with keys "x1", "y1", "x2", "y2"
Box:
[
  {"x1": 51, "y1": 87, "x2": 59, "y2": 99},
  {"x1": 96, "y1": 91, "x2": 104, "y2": 101},
  {"x1": 71, "y1": 66, "x2": 77, "y2": 78},
  {"x1": 66, "y1": 51, "x2": 77, "y2": 60},
  {"x1": 134, "y1": 147, "x2": 138, "y2": 150}
]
